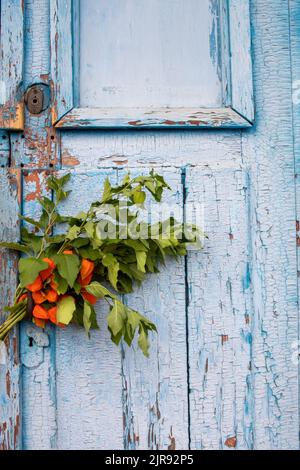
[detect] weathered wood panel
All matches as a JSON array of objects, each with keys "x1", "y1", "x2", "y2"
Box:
[
  {"x1": 241, "y1": 0, "x2": 298, "y2": 449},
  {"x1": 121, "y1": 168, "x2": 189, "y2": 450},
  {"x1": 0, "y1": 132, "x2": 9, "y2": 167},
  {"x1": 290, "y1": 0, "x2": 300, "y2": 445},
  {"x1": 186, "y1": 167, "x2": 253, "y2": 449},
  {"x1": 0, "y1": 0, "x2": 24, "y2": 130},
  {"x1": 60, "y1": 130, "x2": 242, "y2": 170},
  {"x1": 5, "y1": 0, "x2": 299, "y2": 450},
  {"x1": 79, "y1": 0, "x2": 222, "y2": 108},
  {"x1": 55, "y1": 107, "x2": 251, "y2": 129},
  {"x1": 0, "y1": 169, "x2": 21, "y2": 450},
  {"x1": 21, "y1": 170, "x2": 58, "y2": 450},
  {"x1": 11, "y1": 0, "x2": 58, "y2": 169},
  {"x1": 51, "y1": 0, "x2": 253, "y2": 128},
  {"x1": 54, "y1": 171, "x2": 124, "y2": 450},
  {"x1": 229, "y1": 0, "x2": 254, "y2": 121},
  {"x1": 50, "y1": 0, "x2": 73, "y2": 124}
]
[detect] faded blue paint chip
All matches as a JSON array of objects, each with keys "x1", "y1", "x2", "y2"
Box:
[{"x1": 243, "y1": 262, "x2": 251, "y2": 291}]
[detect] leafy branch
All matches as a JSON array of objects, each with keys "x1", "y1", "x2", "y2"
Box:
[{"x1": 0, "y1": 171, "x2": 204, "y2": 356}]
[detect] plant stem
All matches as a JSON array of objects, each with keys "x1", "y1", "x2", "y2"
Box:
[
  {"x1": 0, "y1": 305, "x2": 27, "y2": 341},
  {"x1": 57, "y1": 210, "x2": 94, "y2": 255}
]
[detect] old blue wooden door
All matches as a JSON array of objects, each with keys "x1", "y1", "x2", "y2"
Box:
[{"x1": 0, "y1": 0, "x2": 299, "y2": 450}]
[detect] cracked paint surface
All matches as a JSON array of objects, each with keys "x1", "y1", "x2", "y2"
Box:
[
  {"x1": 0, "y1": 170, "x2": 21, "y2": 450},
  {"x1": 1, "y1": 0, "x2": 299, "y2": 450}
]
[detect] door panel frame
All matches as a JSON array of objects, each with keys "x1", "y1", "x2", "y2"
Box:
[{"x1": 50, "y1": 0, "x2": 254, "y2": 129}]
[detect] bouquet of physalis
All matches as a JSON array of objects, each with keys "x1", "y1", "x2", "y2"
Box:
[{"x1": 0, "y1": 171, "x2": 203, "y2": 356}]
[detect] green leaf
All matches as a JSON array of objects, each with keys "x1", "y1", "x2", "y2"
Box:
[
  {"x1": 138, "y1": 325, "x2": 150, "y2": 357},
  {"x1": 54, "y1": 253, "x2": 80, "y2": 287},
  {"x1": 119, "y1": 262, "x2": 145, "y2": 283},
  {"x1": 38, "y1": 196, "x2": 55, "y2": 213},
  {"x1": 66, "y1": 225, "x2": 81, "y2": 241},
  {"x1": 78, "y1": 245, "x2": 101, "y2": 261},
  {"x1": 47, "y1": 173, "x2": 71, "y2": 192},
  {"x1": 136, "y1": 251, "x2": 147, "y2": 273},
  {"x1": 19, "y1": 215, "x2": 43, "y2": 230},
  {"x1": 47, "y1": 234, "x2": 66, "y2": 244},
  {"x1": 122, "y1": 173, "x2": 131, "y2": 185},
  {"x1": 85, "y1": 281, "x2": 115, "y2": 299},
  {"x1": 144, "y1": 181, "x2": 156, "y2": 197},
  {"x1": 53, "y1": 273, "x2": 68, "y2": 295},
  {"x1": 57, "y1": 173, "x2": 71, "y2": 187},
  {"x1": 39, "y1": 209, "x2": 49, "y2": 230},
  {"x1": 124, "y1": 239, "x2": 147, "y2": 252},
  {"x1": 75, "y1": 211, "x2": 87, "y2": 220},
  {"x1": 0, "y1": 241, "x2": 31, "y2": 254},
  {"x1": 72, "y1": 237, "x2": 90, "y2": 248},
  {"x1": 107, "y1": 261, "x2": 119, "y2": 290},
  {"x1": 101, "y1": 177, "x2": 112, "y2": 202},
  {"x1": 19, "y1": 257, "x2": 48, "y2": 287},
  {"x1": 21, "y1": 227, "x2": 43, "y2": 255},
  {"x1": 72, "y1": 281, "x2": 80, "y2": 295},
  {"x1": 57, "y1": 295, "x2": 76, "y2": 325},
  {"x1": 101, "y1": 253, "x2": 119, "y2": 290},
  {"x1": 55, "y1": 189, "x2": 71, "y2": 202},
  {"x1": 102, "y1": 253, "x2": 117, "y2": 267},
  {"x1": 83, "y1": 301, "x2": 92, "y2": 334},
  {"x1": 84, "y1": 221, "x2": 94, "y2": 239},
  {"x1": 117, "y1": 273, "x2": 133, "y2": 293},
  {"x1": 132, "y1": 189, "x2": 146, "y2": 205},
  {"x1": 107, "y1": 300, "x2": 126, "y2": 339}
]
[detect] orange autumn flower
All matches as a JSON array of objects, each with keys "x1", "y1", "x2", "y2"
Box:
[
  {"x1": 32, "y1": 288, "x2": 58, "y2": 305},
  {"x1": 40, "y1": 257, "x2": 56, "y2": 281},
  {"x1": 17, "y1": 293, "x2": 28, "y2": 303},
  {"x1": 26, "y1": 258, "x2": 56, "y2": 292},
  {"x1": 33, "y1": 304, "x2": 49, "y2": 319},
  {"x1": 78, "y1": 259, "x2": 94, "y2": 286},
  {"x1": 32, "y1": 304, "x2": 65, "y2": 328},
  {"x1": 33, "y1": 318, "x2": 46, "y2": 328},
  {"x1": 26, "y1": 258, "x2": 58, "y2": 304},
  {"x1": 81, "y1": 290, "x2": 97, "y2": 305},
  {"x1": 26, "y1": 275, "x2": 43, "y2": 292},
  {"x1": 63, "y1": 250, "x2": 73, "y2": 255},
  {"x1": 77, "y1": 259, "x2": 97, "y2": 304}
]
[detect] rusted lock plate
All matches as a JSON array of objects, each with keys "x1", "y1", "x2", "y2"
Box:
[{"x1": 24, "y1": 84, "x2": 50, "y2": 114}]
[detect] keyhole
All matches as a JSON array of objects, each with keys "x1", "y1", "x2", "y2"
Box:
[
  {"x1": 28, "y1": 336, "x2": 34, "y2": 347},
  {"x1": 33, "y1": 97, "x2": 38, "y2": 103}
]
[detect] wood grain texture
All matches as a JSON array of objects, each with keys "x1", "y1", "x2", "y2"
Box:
[
  {"x1": 186, "y1": 167, "x2": 253, "y2": 449},
  {"x1": 7, "y1": 0, "x2": 300, "y2": 450},
  {"x1": 0, "y1": 132, "x2": 9, "y2": 167},
  {"x1": 55, "y1": 106, "x2": 251, "y2": 129},
  {"x1": 10, "y1": 0, "x2": 58, "y2": 169},
  {"x1": 50, "y1": 0, "x2": 73, "y2": 124},
  {"x1": 54, "y1": 170, "x2": 124, "y2": 450},
  {"x1": 21, "y1": 170, "x2": 58, "y2": 450},
  {"x1": 79, "y1": 0, "x2": 222, "y2": 108},
  {"x1": 228, "y1": 0, "x2": 254, "y2": 122},
  {"x1": 121, "y1": 168, "x2": 189, "y2": 450},
  {"x1": 61, "y1": 130, "x2": 242, "y2": 170},
  {"x1": 289, "y1": 0, "x2": 300, "y2": 446},
  {"x1": 241, "y1": 0, "x2": 298, "y2": 449},
  {"x1": 0, "y1": 169, "x2": 21, "y2": 449},
  {"x1": 0, "y1": 0, "x2": 24, "y2": 130},
  {"x1": 51, "y1": 0, "x2": 253, "y2": 129}
]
